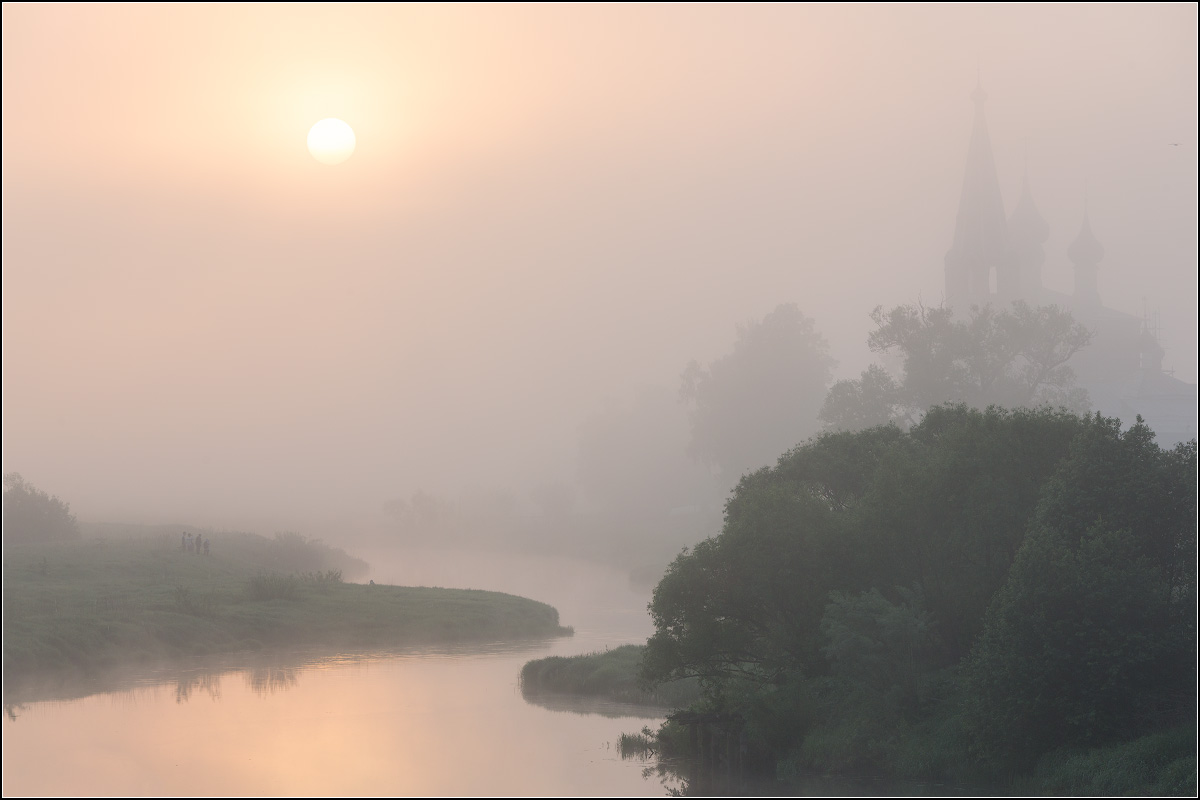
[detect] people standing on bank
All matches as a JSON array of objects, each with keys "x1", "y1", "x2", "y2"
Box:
[{"x1": 194, "y1": 533, "x2": 202, "y2": 554}]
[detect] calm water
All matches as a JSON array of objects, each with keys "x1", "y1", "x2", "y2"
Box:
[{"x1": 2, "y1": 549, "x2": 681, "y2": 796}]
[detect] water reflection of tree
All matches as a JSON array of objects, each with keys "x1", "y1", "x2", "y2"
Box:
[
  {"x1": 6, "y1": 703, "x2": 25, "y2": 722},
  {"x1": 245, "y1": 666, "x2": 299, "y2": 695},
  {"x1": 174, "y1": 673, "x2": 222, "y2": 704},
  {"x1": 618, "y1": 737, "x2": 751, "y2": 797},
  {"x1": 522, "y1": 689, "x2": 669, "y2": 720}
]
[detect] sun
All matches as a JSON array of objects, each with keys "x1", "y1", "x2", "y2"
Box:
[{"x1": 307, "y1": 118, "x2": 356, "y2": 165}]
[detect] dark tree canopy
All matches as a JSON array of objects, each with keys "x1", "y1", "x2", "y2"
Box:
[
  {"x1": 2, "y1": 473, "x2": 80, "y2": 543},
  {"x1": 681, "y1": 304, "x2": 836, "y2": 484},
  {"x1": 821, "y1": 301, "x2": 1091, "y2": 431},
  {"x1": 641, "y1": 406, "x2": 1195, "y2": 779},
  {"x1": 965, "y1": 419, "x2": 1197, "y2": 766},
  {"x1": 643, "y1": 405, "x2": 1088, "y2": 687}
]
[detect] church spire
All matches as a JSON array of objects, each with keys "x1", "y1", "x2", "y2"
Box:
[{"x1": 945, "y1": 78, "x2": 1014, "y2": 310}]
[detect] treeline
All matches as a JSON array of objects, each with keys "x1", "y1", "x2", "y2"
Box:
[
  {"x1": 376, "y1": 300, "x2": 1104, "y2": 578},
  {"x1": 3, "y1": 473, "x2": 79, "y2": 543},
  {"x1": 640, "y1": 405, "x2": 1195, "y2": 789}
]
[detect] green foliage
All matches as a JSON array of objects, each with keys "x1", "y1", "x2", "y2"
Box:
[
  {"x1": 821, "y1": 301, "x2": 1091, "y2": 431},
  {"x1": 819, "y1": 364, "x2": 904, "y2": 432},
  {"x1": 1020, "y1": 724, "x2": 1196, "y2": 796},
  {"x1": 639, "y1": 403, "x2": 1196, "y2": 786},
  {"x1": 643, "y1": 425, "x2": 914, "y2": 690},
  {"x1": 682, "y1": 303, "x2": 836, "y2": 481},
  {"x1": 965, "y1": 417, "x2": 1197, "y2": 766},
  {"x1": 854, "y1": 404, "x2": 1088, "y2": 656},
  {"x1": 821, "y1": 587, "x2": 937, "y2": 717},
  {"x1": 643, "y1": 485, "x2": 842, "y2": 687},
  {"x1": 644, "y1": 405, "x2": 1087, "y2": 693},
  {"x1": 3, "y1": 473, "x2": 79, "y2": 543},
  {"x1": 297, "y1": 569, "x2": 343, "y2": 593},
  {"x1": 794, "y1": 698, "x2": 898, "y2": 774},
  {"x1": 520, "y1": 645, "x2": 700, "y2": 707}
]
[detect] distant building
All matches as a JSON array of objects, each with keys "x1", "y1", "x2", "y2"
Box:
[{"x1": 943, "y1": 82, "x2": 1197, "y2": 446}]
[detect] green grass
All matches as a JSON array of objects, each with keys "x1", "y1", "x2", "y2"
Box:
[
  {"x1": 1015, "y1": 724, "x2": 1197, "y2": 796},
  {"x1": 3, "y1": 535, "x2": 572, "y2": 684},
  {"x1": 520, "y1": 644, "x2": 700, "y2": 707}
]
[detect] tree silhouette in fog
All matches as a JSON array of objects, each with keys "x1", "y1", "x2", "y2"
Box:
[
  {"x1": 681, "y1": 304, "x2": 836, "y2": 484},
  {"x1": 821, "y1": 301, "x2": 1091, "y2": 431},
  {"x1": 2, "y1": 473, "x2": 79, "y2": 543}
]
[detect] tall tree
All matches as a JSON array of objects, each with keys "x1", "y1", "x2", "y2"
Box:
[
  {"x1": 965, "y1": 419, "x2": 1196, "y2": 766},
  {"x1": 820, "y1": 301, "x2": 1091, "y2": 431},
  {"x1": 681, "y1": 304, "x2": 836, "y2": 484}
]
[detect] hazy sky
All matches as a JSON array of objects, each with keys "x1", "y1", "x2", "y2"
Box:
[{"x1": 3, "y1": 4, "x2": 1196, "y2": 530}]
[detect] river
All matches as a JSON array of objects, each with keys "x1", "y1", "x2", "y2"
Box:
[{"x1": 2, "y1": 549, "x2": 681, "y2": 796}]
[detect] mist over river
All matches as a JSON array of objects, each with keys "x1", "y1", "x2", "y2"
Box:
[{"x1": 2, "y1": 550, "x2": 678, "y2": 796}]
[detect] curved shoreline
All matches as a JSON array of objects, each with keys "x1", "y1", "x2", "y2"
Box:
[{"x1": 3, "y1": 537, "x2": 573, "y2": 687}]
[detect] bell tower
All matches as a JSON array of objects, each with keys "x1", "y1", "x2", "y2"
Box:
[{"x1": 944, "y1": 80, "x2": 1015, "y2": 311}]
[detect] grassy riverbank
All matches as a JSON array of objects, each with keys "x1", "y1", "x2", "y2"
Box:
[
  {"x1": 520, "y1": 645, "x2": 699, "y2": 707},
  {"x1": 3, "y1": 534, "x2": 572, "y2": 684}
]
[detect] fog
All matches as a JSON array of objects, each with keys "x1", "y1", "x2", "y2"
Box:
[{"x1": 3, "y1": 4, "x2": 1195, "y2": 534}]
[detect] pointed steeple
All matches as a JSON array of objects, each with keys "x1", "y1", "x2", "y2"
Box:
[
  {"x1": 945, "y1": 78, "x2": 1014, "y2": 310},
  {"x1": 1068, "y1": 203, "x2": 1104, "y2": 307},
  {"x1": 1007, "y1": 158, "x2": 1050, "y2": 297}
]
